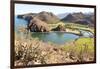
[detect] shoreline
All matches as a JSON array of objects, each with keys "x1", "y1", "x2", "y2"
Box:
[{"x1": 16, "y1": 26, "x2": 94, "y2": 38}]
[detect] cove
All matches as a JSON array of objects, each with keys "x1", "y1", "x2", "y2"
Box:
[{"x1": 31, "y1": 32, "x2": 79, "y2": 44}]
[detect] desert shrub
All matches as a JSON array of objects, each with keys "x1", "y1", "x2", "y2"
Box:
[
  {"x1": 14, "y1": 34, "x2": 49, "y2": 66},
  {"x1": 61, "y1": 37, "x2": 94, "y2": 62}
]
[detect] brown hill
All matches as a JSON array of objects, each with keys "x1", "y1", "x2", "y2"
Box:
[
  {"x1": 17, "y1": 11, "x2": 60, "y2": 24},
  {"x1": 35, "y1": 11, "x2": 60, "y2": 24},
  {"x1": 62, "y1": 12, "x2": 94, "y2": 26},
  {"x1": 62, "y1": 12, "x2": 85, "y2": 22}
]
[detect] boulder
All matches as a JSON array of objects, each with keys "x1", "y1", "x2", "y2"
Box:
[
  {"x1": 52, "y1": 24, "x2": 66, "y2": 31},
  {"x1": 27, "y1": 18, "x2": 50, "y2": 32}
]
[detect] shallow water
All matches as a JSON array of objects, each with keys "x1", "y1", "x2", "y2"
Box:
[
  {"x1": 15, "y1": 16, "x2": 28, "y2": 31},
  {"x1": 31, "y1": 32, "x2": 79, "y2": 44}
]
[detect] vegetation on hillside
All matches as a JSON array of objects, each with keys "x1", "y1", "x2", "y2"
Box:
[{"x1": 14, "y1": 32, "x2": 94, "y2": 66}]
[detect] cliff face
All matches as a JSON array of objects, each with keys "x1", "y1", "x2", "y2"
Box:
[{"x1": 27, "y1": 18, "x2": 50, "y2": 32}]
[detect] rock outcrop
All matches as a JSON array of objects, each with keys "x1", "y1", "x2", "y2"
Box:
[
  {"x1": 27, "y1": 18, "x2": 50, "y2": 32},
  {"x1": 52, "y1": 24, "x2": 66, "y2": 31}
]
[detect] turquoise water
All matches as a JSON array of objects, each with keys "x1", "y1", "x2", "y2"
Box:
[
  {"x1": 31, "y1": 32, "x2": 79, "y2": 44},
  {"x1": 15, "y1": 16, "x2": 28, "y2": 31},
  {"x1": 15, "y1": 16, "x2": 93, "y2": 44}
]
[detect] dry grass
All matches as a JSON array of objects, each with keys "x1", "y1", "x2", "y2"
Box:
[{"x1": 14, "y1": 31, "x2": 94, "y2": 66}]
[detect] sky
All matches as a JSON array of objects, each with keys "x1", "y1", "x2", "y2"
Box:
[{"x1": 15, "y1": 3, "x2": 94, "y2": 15}]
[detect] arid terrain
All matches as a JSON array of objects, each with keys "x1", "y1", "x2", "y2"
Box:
[{"x1": 14, "y1": 11, "x2": 95, "y2": 66}]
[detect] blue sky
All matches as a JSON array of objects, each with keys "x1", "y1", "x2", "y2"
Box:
[{"x1": 15, "y1": 4, "x2": 94, "y2": 15}]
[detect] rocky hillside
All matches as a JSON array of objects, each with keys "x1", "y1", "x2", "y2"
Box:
[
  {"x1": 35, "y1": 11, "x2": 60, "y2": 24},
  {"x1": 62, "y1": 12, "x2": 95, "y2": 26},
  {"x1": 27, "y1": 18, "x2": 50, "y2": 32},
  {"x1": 17, "y1": 11, "x2": 60, "y2": 24}
]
